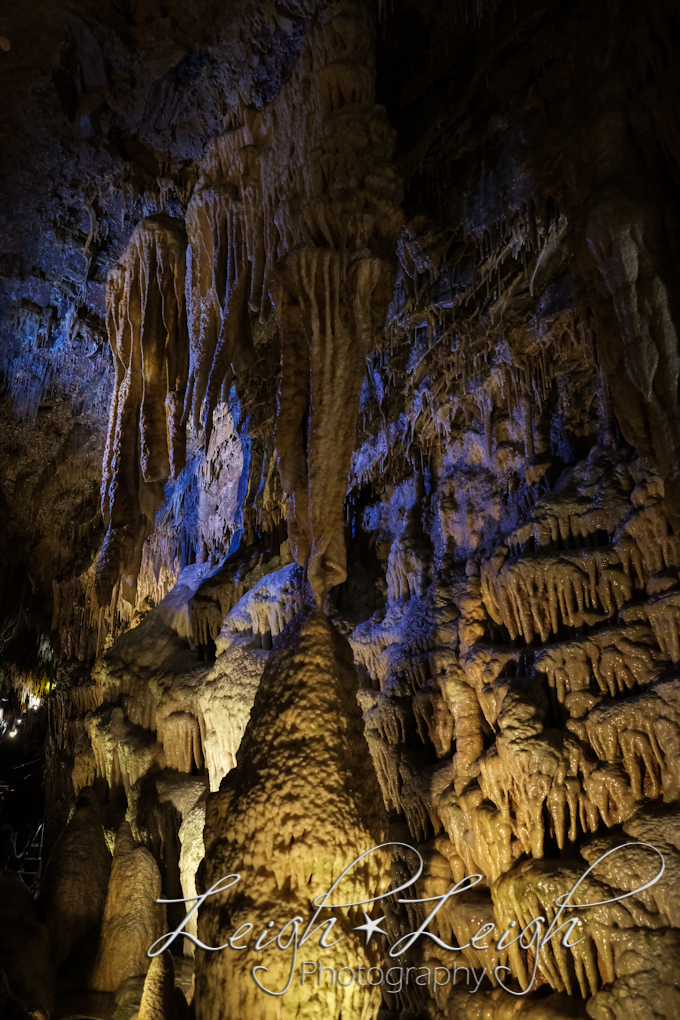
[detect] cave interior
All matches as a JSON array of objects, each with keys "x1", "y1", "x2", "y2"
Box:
[{"x1": 1, "y1": 1, "x2": 680, "y2": 1019}]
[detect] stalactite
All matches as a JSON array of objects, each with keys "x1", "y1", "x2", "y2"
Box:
[
  {"x1": 182, "y1": 1, "x2": 402, "y2": 604},
  {"x1": 96, "y1": 215, "x2": 189, "y2": 605},
  {"x1": 184, "y1": 110, "x2": 262, "y2": 438}
]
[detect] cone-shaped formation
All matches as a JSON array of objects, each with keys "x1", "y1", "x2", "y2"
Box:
[
  {"x1": 39, "y1": 787, "x2": 111, "y2": 967},
  {"x1": 97, "y1": 214, "x2": 189, "y2": 605},
  {"x1": 196, "y1": 608, "x2": 389, "y2": 1020},
  {"x1": 139, "y1": 951, "x2": 180, "y2": 1020},
  {"x1": 89, "y1": 821, "x2": 166, "y2": 992}
]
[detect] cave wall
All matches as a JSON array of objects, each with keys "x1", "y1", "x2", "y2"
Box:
[{"x1": 1, "y1": 1, "x2": 680, "y2": 1019}]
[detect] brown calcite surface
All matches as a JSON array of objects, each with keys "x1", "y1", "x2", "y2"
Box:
[
  {"x1": 89, "y1": 821, "x2": 166, "y2": 992},
  {"x1": 138, "y1": 952, "x2": 181, "y2": 1020},
  {"x1": 197, "y1": 608, "x2": 389, "y2": 1020},
  {"x1": 1, "y1": 2, "x2": 680, "y2": 1020}
]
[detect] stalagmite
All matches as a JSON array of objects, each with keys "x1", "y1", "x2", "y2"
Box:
[
  {"x1": 138, "y1": 952, "x2": 180, "y2": 1020},
  {"x1": 97, "y1": 215, "x2": 189, "y2": 604},
  {"x1": 178, "y1": 802, "x2": 206, "y2": 957},
  {"x1": 196, "y1": 609, "x2": 389, "y2": 1020},
  {"x1": 89, "y1": 821, "x2": 166, "y2": 992},
  {"x1": 39, "y1": 787, "x2": 111, "y2": 966}
]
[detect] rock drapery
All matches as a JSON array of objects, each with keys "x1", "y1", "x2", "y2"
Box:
[
  {"x1": 183, "y1": 0, "x2": 403, "y2": 603},
  {"x1": 97, "y1": 215, "x2": 189, "y2": 605}
]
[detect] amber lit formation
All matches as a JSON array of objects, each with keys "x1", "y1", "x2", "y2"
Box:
[{"x1": 197, "y1": 610, "x2": 388, "y2": 1020}]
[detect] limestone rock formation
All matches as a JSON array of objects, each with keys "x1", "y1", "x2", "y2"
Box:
[
  {"x1": 197, "y1": 609, "x2": 389, "y2": 1020},
  {"x1": 181, "y1": 0, "x2": 402, "y2": 604},
  {"x1": 97, "y1": 215, "x2": 189, "y2": 605},
  {"x1": 138, "y1": 952, "x2": 181, "y2": 1020},
  {"x1": 89, "y1": 821, "x2": 166, "y2": 992},
  {"x1": 2, "y1": 2, "x2": 680, "y2": 1020},
  {"x1": 267, "y1": 0, "x2": 403, "y2": 603},
  {"x1": 178, "y1": 802, "x2": 206, "y2": 958},
  {"x1": 39, "y1": 786, "x2": 111, "y2": 967}
]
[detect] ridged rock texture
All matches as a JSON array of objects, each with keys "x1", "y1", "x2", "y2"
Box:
[
  {"x1": 1, "y1": 2, "x2": 680, "y2": 1020},
  {"x1": 138, "y1": 952, "x2": 182, "y2": 1020},
  {"x1": 183, "y1": 0, "x2": 403, "y2": 602},
  {"x1": 197, "y1": 609, "x2": 388, "y2": 1020},
  {"x1": 88, "y1": 821, "x2": 165, "y2": 992},
  {"x1": 97, "y1": 214, "x2": 189, "y2": 605}
]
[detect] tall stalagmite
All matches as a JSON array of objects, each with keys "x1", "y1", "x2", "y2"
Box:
[
  {"x1": 197, "y1": 609, "x2": 388, "y2": 1020},
  {"x1": 89, "y1": 821, "x2": 166, "y2": 992},
  {"x1": 39, "y1": 787, "x2": 111, "y2": 967}
]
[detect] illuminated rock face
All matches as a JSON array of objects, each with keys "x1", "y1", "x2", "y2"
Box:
[
  {"x1": 138, "y1": 951, "x2": 181, "y2": 1020},
  {"x1": 197, "y1": 608, "x2": 388, "y2": 1020},
  {"x1": 184, "y1": 0, "x2": 402, "y2": 604},
  {"x1": 350, "y1": 445, "x2": 680, "y2": 1015}
]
